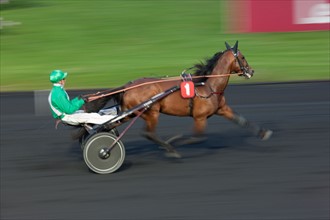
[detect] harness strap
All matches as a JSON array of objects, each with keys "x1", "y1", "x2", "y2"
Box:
[
  {"x1": 189, "y1": 98, "x2": 194, "y2": 116},
  {"x1": 211, "y1": 91, "x2": 224, "y2": 95},
  {"x1": 195, "y1": 86, "x2": 224, "y2": 99}
]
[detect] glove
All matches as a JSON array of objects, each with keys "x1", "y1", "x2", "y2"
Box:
[{"x1": 79, "y1": 95, "x2": 88, "y2": 103}]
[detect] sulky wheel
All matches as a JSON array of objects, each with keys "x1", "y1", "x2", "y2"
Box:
[
  {"x1": 83, "y1": 132, "x2": 125, "y2": 174},
  {"x1": 80, "y1": 127, "x2": 119, "y2": 151}
]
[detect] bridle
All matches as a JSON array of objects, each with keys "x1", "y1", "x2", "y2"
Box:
[
  {"x1": 225, "y1": 41, "x2": 253, "y2": 79},
  {"x1": 232, "y1": 51, "x2": 252, "y2": 79}
]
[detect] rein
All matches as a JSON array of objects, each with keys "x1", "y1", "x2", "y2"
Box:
[{"x1": 85, "y1": 73, "x2": 234, "y2": 102}]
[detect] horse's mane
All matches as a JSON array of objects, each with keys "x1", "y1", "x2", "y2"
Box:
[{"x1": 192, "y1": 51, "x2": 224, "y2": 77}]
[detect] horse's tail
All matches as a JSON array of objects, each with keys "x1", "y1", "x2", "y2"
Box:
[
  {"x1": 112, "y1": 81, "x2": 139, "y2": 106},
  {"x1": 112, "y1": 89, "x2": 124, "y2": 106},
  {"x1": 84, "y1": 95, "x2": 111, "y2": 113},
  {"x1": 83, "y1": 85, "x2": 124, "y2": 113}
]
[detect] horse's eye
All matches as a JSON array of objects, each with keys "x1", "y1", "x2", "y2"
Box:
[{"x1": 242, "y1": 56, "x2": 245, "y2": 60}]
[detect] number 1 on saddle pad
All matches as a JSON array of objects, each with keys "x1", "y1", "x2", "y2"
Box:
[{"x1": 180, "y1": 81, "x2": 195, "y2": 98}]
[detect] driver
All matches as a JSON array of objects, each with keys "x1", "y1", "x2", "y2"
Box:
[{"x1": 48, "y1": 69, "x2": 116, "y2": 125}]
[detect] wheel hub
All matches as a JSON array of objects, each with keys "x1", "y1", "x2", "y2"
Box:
[{"x1": 99, "y1": 148, "x2": 110, "y2": 159}]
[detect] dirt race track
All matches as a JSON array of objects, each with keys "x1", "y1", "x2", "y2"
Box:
[{"x1": 1, "y1": 81, "x2": 329, "y2": 220}]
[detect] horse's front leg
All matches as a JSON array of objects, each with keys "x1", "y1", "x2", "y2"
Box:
[
  {"x1": 141, "y1": 109, "x2": 181, "y2": 158},
  {"x1": 217, "y1": 101, "x2": 273, "y2": 140}
]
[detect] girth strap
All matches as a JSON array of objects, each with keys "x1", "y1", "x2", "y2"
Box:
[{"x1": 189, "y1": 98, "x2": 194, "y2": 116}]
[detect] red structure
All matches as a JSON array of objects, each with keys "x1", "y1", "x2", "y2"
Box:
[{"x1": 227, "y1": 0, "x2": 330, "y2": 33}]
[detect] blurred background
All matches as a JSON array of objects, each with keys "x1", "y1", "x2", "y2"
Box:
[
  {"x1": 0, "y1": 0, "x2": 329, "y2": 91},
  {"x1": 1, "y1": 2, "x2": 329, "y2": 219}
]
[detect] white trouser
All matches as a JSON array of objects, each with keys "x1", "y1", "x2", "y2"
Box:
[{"x1": 62, "y1": 112, "x2": 116, "y2": 125}]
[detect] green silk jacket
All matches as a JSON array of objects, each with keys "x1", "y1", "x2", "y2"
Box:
[{"x1": 48, "y1": 84, "x2": 85, "y2": 119}]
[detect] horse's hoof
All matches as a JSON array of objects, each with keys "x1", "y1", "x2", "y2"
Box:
[
  {"x1": 165, "y1": 151, "x2": 182, "y2": 159},
  {"x1": 165, "y1": 134, "x2": 184, "y2": 144},
  {"x1": 141, "y1": 131, "x2": 154, "y2": 139},
  {"x1": 260, "y1": 129, "x2": 273, "y2": 141},
  {"x1": 176, "y1": 136, "x2": 208, "y2": 146}
]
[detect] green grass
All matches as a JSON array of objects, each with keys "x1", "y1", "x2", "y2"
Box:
[{"x1": 1, "y1": 0, "x2": 329, "y2": 91}]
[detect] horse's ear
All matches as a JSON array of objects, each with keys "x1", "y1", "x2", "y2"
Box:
[
  {"x1": 233, "y1": 40, "x2": 238, "y2": 54},
  {"x1": 225, "y1": 42, "x2": 232, "y2": 51}
]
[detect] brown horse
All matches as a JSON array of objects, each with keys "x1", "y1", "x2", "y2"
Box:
[{"x1": 86, "y1": 41, "x2": 272, "y2": 157}]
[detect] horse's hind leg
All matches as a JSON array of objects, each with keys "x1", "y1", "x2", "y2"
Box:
[
  {"x1": 217, "y1": 103, "x2": 273, "y2": 140},
  {"x1": 141, "y1": 110, "x2": 181, "y2": 158},
  {"x1": 173, "y1": 116, "x2": 208, "y2": 146},
  {"x1": 143, "y1": 132, "x2": 182, "y2": 158}
]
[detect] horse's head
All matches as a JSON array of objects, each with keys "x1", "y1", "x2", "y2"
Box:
[{"x1": 225, "y1": 41, "x2": 254, "y2": 79}]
